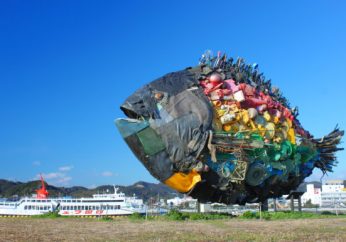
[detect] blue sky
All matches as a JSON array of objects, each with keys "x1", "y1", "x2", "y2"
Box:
[{"x1": 0, "y1": 0, "x2": 345, "y2": 187}]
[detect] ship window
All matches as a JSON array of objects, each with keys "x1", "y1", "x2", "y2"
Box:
[
  {"x1": 24, "y1": 206, "x2": 27, "y2": 210},
  {"x1": 74, "y1": 206, "x2": 77, "y2": 210},
  {"x1": 92, "y1": 206, "x2": 95, "y2": 210},
  {"x1": 72, "y1": 200, "x2": 76, "y2": 203},
  {"x1": 77, "y1": 206, "x2": 81, "y2": 210}
]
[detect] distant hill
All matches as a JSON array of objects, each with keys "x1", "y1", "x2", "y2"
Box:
[{"x1": 0, "y1": 179, "x2": 179, "y2": 202}]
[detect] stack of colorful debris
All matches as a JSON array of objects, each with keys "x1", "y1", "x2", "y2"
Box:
[{"x1": 116, "y1": 51, "x2": 344, "y2": 205}]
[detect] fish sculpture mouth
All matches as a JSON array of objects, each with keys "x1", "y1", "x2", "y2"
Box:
[
  {"x1": 115, "y1": 52, "x2": 344, "y2": 205},
  {"x1": 120, "y1": 104, "x2": 141, "y2": 120}
]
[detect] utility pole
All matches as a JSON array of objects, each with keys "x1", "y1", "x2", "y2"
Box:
[{"x1": 273, "y1": 198, "x2": 277, "y2": 212}]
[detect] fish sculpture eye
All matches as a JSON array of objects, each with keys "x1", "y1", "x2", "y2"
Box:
[{"x1": 116, "y1": 51, "x2": 344, "y2": 205}]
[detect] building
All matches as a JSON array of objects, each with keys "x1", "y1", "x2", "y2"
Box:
[
  {"x1": 321, "y1": 180, "x2": 346, "y2": 207},
  {"x1": 167, "y1": 196, "x2": 197, "y2": 207},
  {"x1": 322, "y1": 180, "x2": 346, "y2": 192},
  {"x1": 301, "y1": 184, "x2": 321, "y2": 206},
  {"x1": 300, "y1": 180, "x2": 346, "y2": 207}
]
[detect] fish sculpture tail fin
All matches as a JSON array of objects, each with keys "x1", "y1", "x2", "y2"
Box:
[{"x1": 312, "y1": 126, "x2": 344, "y2": 173}]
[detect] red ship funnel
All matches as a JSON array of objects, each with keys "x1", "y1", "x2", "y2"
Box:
[{"x1": 36, "y1": 174, "x2": 49, "y2": 199}]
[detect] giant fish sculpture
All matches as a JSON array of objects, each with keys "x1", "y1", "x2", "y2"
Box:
[{"x1": 116, "y1": 52, "x2": 344, "y2": 205}]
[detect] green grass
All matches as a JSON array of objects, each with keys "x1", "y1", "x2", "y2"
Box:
[
  {"x1": 32, "y1": 211, "x2": 61, "y2": 219},
  {"x1": 29, "y1": 209, "x2": 346, "y2": 222},
  {"x1": 125, "y1": 210, "x2": 232, "y2": 221},
  {"x1": 240, "y1": 211, "x2": 346, "y2": 220}
]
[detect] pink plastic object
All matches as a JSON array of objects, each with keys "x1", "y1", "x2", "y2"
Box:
[
  {"x1": 204, "y1": 82, "x2": 223, "y2": 95},
  {"x1": 224, "y1": 79, "x2": 239, "y2": 93}
]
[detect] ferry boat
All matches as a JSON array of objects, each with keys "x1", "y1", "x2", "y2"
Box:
[{"x1": 0, "y1": 176, "x2": 145, "y2": 216}]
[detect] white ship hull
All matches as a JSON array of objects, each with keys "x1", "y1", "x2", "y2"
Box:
[{"x1": 0, "y1": 187, "x2": 145, "y2": 216}]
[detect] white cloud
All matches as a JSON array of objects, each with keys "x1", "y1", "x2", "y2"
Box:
[
  {"x1": 40, "y1": 172, "x2": 62, "y2": 179},
  {"x1": 101, "y1": 171, "x2": 113, "y2": 177},
  {"x1": 59, "y1": 165, "x2": 73, "y2": 172},
  {"x1": 36, "y1": 165, "x2": 73, "y2": 186},
  {"x1": 32, "y1": 161, "x2": 41, "y2": 166}
]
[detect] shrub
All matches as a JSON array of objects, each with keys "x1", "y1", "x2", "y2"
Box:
[
  {"x1": 188, "y1": 213, "x2": 208, "y2": 220},
  {"x1": 165, "y1": 209, "x2": 187, "y2": 221},
  {"x1": 321, "y1": 211, "x2": 334, "y2": 215},
  {"x1": 260, "y1": 212, "x2": 272, "y2": 220},
  {"x1": 241, "y1": 211, "x2": 257, "y2": 219}
]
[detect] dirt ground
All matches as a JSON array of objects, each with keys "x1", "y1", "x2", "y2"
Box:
[{"x1": 0, "y1": 217, "x2": 346, "y2": 242}]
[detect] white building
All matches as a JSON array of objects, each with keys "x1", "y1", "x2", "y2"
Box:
[
  {"x1": 300, "y1": 180, "x2": 346, "y2": 207},
  {"x1": 321, "y1": 180, "x2": 346, "y2": 207},
  {"x1": 322, "y1": 180, "x2": 345, "y2": 192},
  {"x1": 301, "y1": 184, "x2": 321, "y2": 206},
  {"x1": 167, "y1": 196, "x2": 197, "y2": 207}
]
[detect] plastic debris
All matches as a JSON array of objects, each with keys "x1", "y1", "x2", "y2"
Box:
[{"x1": 116, "y1": 51, "x2": 344, "y2": 205}]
